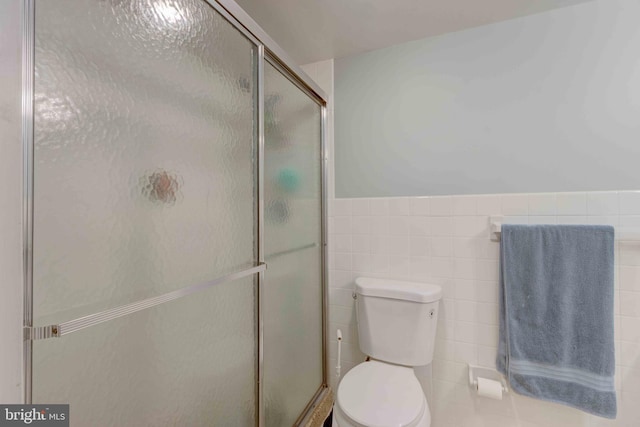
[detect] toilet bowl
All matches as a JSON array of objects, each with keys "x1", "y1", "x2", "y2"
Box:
[
  {"x1": 332, "y1": 277, "x2": 442, "y2": 427},
  {"x1": 333, "y1": 360, "x2": 430, "y2": 427}
]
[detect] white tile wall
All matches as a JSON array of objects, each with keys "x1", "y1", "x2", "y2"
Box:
[{"x1": 328, "y1": 191, "x2": 640, "y2": 427}]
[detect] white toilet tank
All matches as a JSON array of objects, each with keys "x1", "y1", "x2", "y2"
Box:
[{"x1": 355, "y1": 277, "x2": 442, "y2": 366}]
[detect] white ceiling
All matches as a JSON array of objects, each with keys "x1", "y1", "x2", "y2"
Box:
[{"x1": 234, "y1": 0, "x2": 594, "y2": 65}]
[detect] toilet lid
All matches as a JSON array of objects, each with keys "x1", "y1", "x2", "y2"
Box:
[{"x1": 337, "y1": 361, "x2": 425, "y2": 427}]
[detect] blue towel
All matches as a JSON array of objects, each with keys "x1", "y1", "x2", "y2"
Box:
[{"x1": 496, "y1": 224, "x2": 616, "y2": 418}]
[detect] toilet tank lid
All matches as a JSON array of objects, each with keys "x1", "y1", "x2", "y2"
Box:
[{"x1": 355, "y1": 277, "x2": 442, "y2": 303}]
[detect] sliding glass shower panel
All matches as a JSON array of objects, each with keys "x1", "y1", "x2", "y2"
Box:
[
  {"x1": 33, "y1": 0, "x2": 256, "y2": 324},
  {"x1": 32, "y1": 0, "x2": 258, "y2": 424},
  {"x1": 33, "y1": 276, "x2": 256, "y2": 426},
  {"x1": 263, "y1": 61, "x2": 323, "y2": 426}
]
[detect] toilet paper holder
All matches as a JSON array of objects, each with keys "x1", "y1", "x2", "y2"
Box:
[{"x1": 468, "y1": 364, "x2": 509, "y2": 393}]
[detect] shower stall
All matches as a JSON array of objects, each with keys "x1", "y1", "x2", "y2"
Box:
[{"x1": 9, "y1": 0, "x2": 328, "y2": 425}]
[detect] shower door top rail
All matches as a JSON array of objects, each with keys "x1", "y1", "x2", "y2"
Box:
[
  {"x1": 24, "y1": 263, "x2": 266, "y2": 341},
  {"x1": 208, "y1": 0, "x2": 327, "y2": 104}
]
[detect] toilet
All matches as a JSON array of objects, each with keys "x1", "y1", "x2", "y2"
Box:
[{"x1": 333, "y1": 277, "x2": 442, "y2": 427}]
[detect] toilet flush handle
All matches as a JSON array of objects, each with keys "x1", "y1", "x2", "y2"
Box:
[{"x1": 336, "y1": 329, "x2": 343, "y2": 379}]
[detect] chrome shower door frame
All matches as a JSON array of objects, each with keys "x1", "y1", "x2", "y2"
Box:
[
  {"x1": 20, "y1": 0, "x2": 329, "y2": 426},
  {"x1": 21, "y1": 0, "x2": 35, "y2": 408}
]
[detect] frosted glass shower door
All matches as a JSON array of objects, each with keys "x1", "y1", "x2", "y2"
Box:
[
  {"x1": 263, "y1": 61, "x2": 324, "y2": 426},
  {"x1": 31, "y1": 0, "x2": 258, "y2": 425}
]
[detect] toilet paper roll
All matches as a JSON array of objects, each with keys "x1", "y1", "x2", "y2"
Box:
[{"x1": 476, "y1": 377, "x2": 503, "y2": 400}]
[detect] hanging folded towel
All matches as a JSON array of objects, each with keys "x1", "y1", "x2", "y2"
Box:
[{"x1": 496, "y1": 224, "x2": 617, "y2": 419}]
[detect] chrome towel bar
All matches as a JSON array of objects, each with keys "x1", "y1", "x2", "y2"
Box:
[{"x1": 490, "y1": 215, "x2": 640, "y2": 242}]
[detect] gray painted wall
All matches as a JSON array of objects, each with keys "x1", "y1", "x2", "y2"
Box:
[{"x1": 335, "y1": 0, "x2": 640, "y2": 197}]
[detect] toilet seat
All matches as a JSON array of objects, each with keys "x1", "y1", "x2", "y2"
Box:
[{"x1": 336, "y1": 360, "x2": 428, "y2": 427}]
